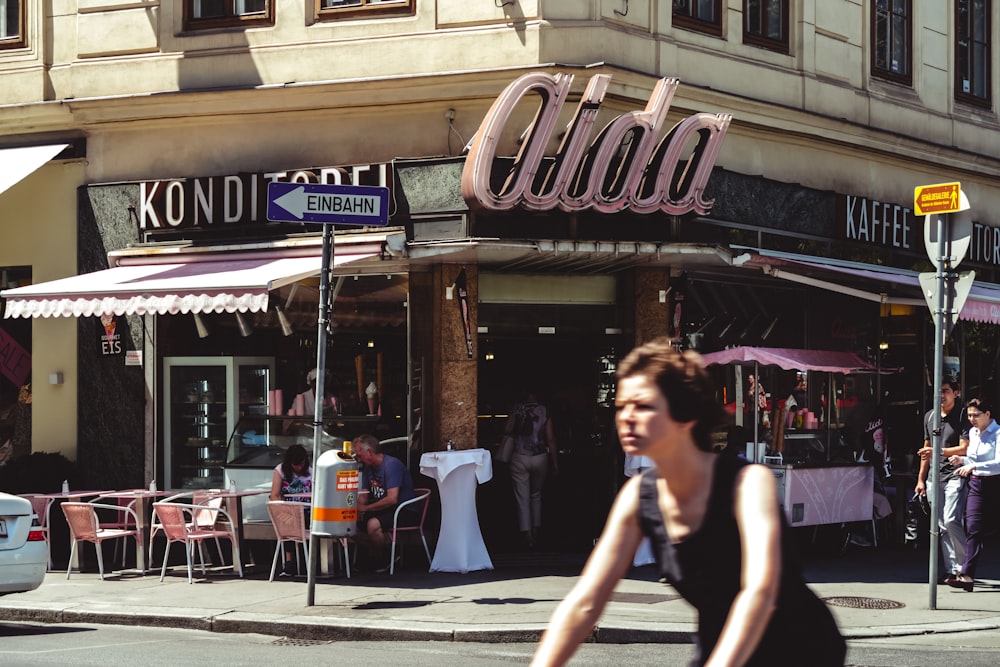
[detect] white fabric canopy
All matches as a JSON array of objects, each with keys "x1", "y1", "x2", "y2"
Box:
[
  {"x1": 737, "y1": 249, "x2": 1000, "y2": 326},
  {"x1": 1, "y1": 252, "x2": 374, "y2": 318},
  {"x1": 0, "y1": 144, "x2": 70, "y2": 197}
]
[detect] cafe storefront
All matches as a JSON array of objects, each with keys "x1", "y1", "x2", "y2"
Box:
[
  {"x1": 1, "y1": 161, "x2": 415, "y2": 493},
  {"x1": 7, "y1": 68, "x2": 1000, "y2": 553}
]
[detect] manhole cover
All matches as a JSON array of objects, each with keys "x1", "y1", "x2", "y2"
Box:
[
  {"x1": 271, "y1": 638, "x2": 331, "y2": 647},
  {"x1": 822, "y1": 596, "x2": 905, "y2": 610},
  {"x1": 609, "y1": 592, "x2": 681, "y2": 604}
]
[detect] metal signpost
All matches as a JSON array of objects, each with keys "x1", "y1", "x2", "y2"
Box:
[
  {"x1": 915, "y1": 182, "x2": 973, "y2": 609},
  {"x1": 267, "y1": 182, "x2": 389, "y2": 605}
]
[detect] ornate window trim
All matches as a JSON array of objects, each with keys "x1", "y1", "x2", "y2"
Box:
[
  {"x1": 871, "y1": 0, "x2": 912, "y2": 86},
  {"x1": 955, "y1": 0, "x2": 991, "y2": 108},
  {"x1": 183, "y1": 1, "x2": 275, "y2": 32},
  {"x1": 672, "y1": 0, "x2": 723, "y2": 38},
  {"x1": 315, "y1": 0, "x2": 415, "y2": 22},
  {"x1": 743, "y1": 0, "x2": 788, "y2": 54},
  {"x1": 0, "y1": 0, "x2": 27, "y2": 50}
]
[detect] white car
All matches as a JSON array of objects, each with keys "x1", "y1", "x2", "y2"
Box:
[{"x1": 0, "y1": 492, "x2": 47, "y2": 595}]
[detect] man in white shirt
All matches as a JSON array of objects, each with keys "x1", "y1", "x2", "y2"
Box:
[{"x1": 948, "y1": 398, "x2": 1000, "y2": 591}]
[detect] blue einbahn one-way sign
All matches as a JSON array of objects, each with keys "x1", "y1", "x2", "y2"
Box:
[{"x1": 266, "y1": 182, "x2": 390, "y2": 226}]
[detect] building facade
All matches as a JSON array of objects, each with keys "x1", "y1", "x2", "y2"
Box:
[{"x1": 3, "y1": 1, "x2": 1000, "y2": 548}]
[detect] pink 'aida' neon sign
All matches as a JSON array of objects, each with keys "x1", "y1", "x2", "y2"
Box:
[{"x1": 462, "y1": 72, "x2": 731, "y2": 215}]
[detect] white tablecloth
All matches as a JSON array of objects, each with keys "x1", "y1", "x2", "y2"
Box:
[{"x1": 419, "y1": 449, "x2": 493, "y2": 573}]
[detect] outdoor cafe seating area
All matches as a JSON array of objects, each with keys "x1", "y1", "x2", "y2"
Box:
[
  {"x1": 17, "y1": 486, "x2": 271, "y2": 583},
  {"x1": 16, "y1": 483, "x2": 436, "y2": 583}
]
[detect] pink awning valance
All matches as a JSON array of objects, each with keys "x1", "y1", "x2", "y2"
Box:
[
  {"x1": 699, "y1": 346, "x2": 884, "y2": 374},
  {"x1": 1, "y1": 252, "x2": 375, "y2": 318}
]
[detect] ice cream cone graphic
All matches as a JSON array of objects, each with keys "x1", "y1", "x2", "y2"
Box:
[{"x1": 100, "y1": 314, "x2": 117, "y2": 341}]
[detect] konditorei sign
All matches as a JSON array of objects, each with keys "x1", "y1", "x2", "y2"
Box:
[
  {"x1": 138, "y1": 163, "x2": 391, "y2": 231},
  {"x1": 462, "y1": 72, "x2": 731, "y2": 215}
]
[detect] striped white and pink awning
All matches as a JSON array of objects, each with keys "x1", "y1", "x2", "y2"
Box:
[{"x1": 1, "y1": 252, "x2": 377, "y2": 319}]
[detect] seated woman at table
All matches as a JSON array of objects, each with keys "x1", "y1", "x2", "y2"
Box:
[
  {"x1": 270, "y1": 444, "x2": 312, "y2": 502},
  {"x1": 269, "y1": 444, "x2": 312, "y2": 577},
  {"x1": 354, "y1": 433, "x2": 417, "y2": 572}
]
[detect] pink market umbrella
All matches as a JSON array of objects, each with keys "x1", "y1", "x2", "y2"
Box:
[
  {"x1": 699, "y1": 347, "x2": 889, "y2": 375},
  {"x1": 699, "y1": 347, "x2": 896, "y2": 462}
]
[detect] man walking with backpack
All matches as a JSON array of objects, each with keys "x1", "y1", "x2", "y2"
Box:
[
  {"x1": 505, "y1": 389, "x2": 559, "y2": 549},
  {"x1": 913, "y1": 379, "x2": 969, "y2": 584}
]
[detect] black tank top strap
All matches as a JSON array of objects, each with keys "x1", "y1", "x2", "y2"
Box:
[
  {"x1": 707, "y1": 454, "x2": 746, "y2": 520},
  {"x1": 637, "y1": 468, "x2": 682, "y2": 582}
]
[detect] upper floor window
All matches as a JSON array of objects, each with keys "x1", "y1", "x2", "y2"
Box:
[
  {"x1": 184, "y1": 1, "x2": 274, "y2": 31},
  {"x1": 956, "y1": 0, "x2": 991, "y2": 106},
  {"x1": 1, "y1": 0, "x2": 26, "y2": 50},
  {"x1": 673, "y1": 0, "x2": 723, "y2": 37},
  {"x1": 743, "y1": 0, "x2": 788, "y2": 54},
  {"x1": 316, "y1": 0, "x2": 414, "y2": 21},
  {"x1": 871, "y1": 0, "x2": 911, "y2": 85}
]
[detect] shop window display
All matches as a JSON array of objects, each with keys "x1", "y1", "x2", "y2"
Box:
[
  {"x1": 0, "y1": 266, "x2": 32, "y2": 467},
  {"x1": 156, "y1": 272, "x2": 410, "y2": 490}
]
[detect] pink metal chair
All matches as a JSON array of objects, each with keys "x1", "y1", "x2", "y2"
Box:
[
  {"x1": 388, "y1": 488, "x2": 433, "y2": 575},
  {"x1": 92, "y1": 494, "x2": 138, "y2": 530},
  {"x1": 92, "y1": 493, "x2": 139, "y2": 565},
  {"x1": 190, "y1": 491, "x2": 226, "y2": 561},
  {"x1": 152, "y1": 501, "x2": 242, "y2": 583},
  {"x1": 148, "y1": 490, "x2": 223, "y2": 567},
  {"x1": 61, "y1": 502, "x2": 143, "y2": 580},
  {"x1": 265, "y1": 500, "x2": 311, "y2": 581},
  {"x1": 19, "y1": 494, "x2": 53, "y2": 570}
]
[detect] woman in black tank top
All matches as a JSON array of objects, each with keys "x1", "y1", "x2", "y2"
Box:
[{"x1": 532, "y1": 338, "x2": 845, "y2": 667}]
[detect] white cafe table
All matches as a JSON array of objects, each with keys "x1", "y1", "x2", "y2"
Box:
[
  {"x1": 419, "y1": 448, "x2": 493, "y2": 573},
  {"x1": 97, "y1": 489, "x2": 173, "y2": 572},
  {"x1": 211, "y1": 489, "x2": 270, "y2": 572}
]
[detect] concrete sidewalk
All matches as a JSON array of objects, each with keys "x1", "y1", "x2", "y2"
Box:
[{"x1": 2, "y1": 545, "x2": 999, "y2": 644}]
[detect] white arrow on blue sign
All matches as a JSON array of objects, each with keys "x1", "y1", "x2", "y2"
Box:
[{"x1": 266, "y1": 182, "x2": 390, "y2": 226}]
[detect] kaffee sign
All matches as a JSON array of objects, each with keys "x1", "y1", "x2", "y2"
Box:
[{"x1": 462, "y1": 72, "x2": 731, "y2": 215}]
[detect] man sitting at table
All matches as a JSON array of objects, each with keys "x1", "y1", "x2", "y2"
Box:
[{"x1": 354, "y1": 433, "x2": 418, "y2": 572}]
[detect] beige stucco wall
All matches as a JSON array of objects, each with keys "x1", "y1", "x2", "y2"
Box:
[
  {"x1": 4, "y1": 1, "x2": 1000, "y2": 460},
  {"x1": 0, "y1": 159, "x2": 84, "y2": 459},
  {"x1": 5, "y1": 2, "x2": 999, "y2": 215}
]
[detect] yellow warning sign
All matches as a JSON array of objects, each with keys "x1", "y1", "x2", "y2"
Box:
[{"x1": 914, "y1": 182, "x2": 962, "y2": 216}]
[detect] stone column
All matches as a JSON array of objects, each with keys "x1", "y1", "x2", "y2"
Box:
[
  {"x1": 431, "y1": 264, "x2": 479, "y2": 451},
  {"x1": 631, "y1": 267, "x2": 672, "y2": 345}
]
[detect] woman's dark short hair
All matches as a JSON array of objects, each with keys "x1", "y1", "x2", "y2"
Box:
[
  {"x1": 281, "y1": 444, "x2": 310, "y2": 481},
  {"x1": 967, "y1": 397, "x2": 993, "y2": 415},
  {"x1": 616, "y1": 337, "x2": 723, "y2": 452}
]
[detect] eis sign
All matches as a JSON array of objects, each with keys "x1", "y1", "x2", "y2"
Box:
[
  {"x1": 99, "y1": 315, "x2": 123, "y2": 357},
  {"x1": 461, "y1": 72, "x2": 731, "y2": 215}
]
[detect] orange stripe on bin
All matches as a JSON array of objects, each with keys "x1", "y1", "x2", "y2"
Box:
[{"x1": 313, "y1": 507, "x2": 357, "y2": 522}]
